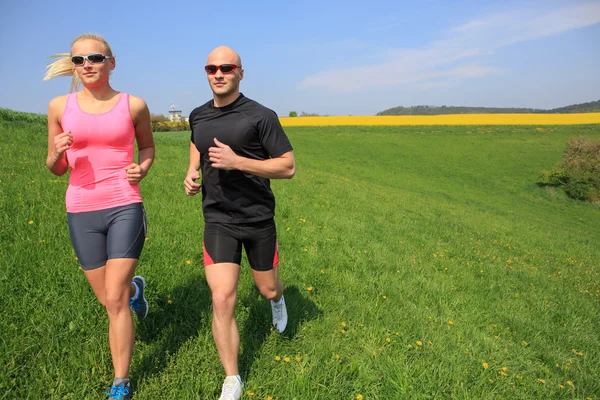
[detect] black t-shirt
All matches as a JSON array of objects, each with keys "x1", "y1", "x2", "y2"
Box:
[{"x1": 189, "y1": 94, "x2": 293, "y2": 223}]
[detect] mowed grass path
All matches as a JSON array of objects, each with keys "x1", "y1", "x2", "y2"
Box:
[{"x1": 1, "y1": 120, "x2": 600, "y2": 399}]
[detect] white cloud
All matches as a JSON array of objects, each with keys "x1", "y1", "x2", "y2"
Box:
[{"x1": 299, "y1": 1, "x2": 600, "y2": 93}]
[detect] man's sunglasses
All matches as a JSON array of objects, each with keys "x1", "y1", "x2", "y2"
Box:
[
  {"x1": 205, "y1": 64, "x2": 239, "y2": 74},
  {"x1": 71, "y1": 54, "x2": 112, "y2": 66}
]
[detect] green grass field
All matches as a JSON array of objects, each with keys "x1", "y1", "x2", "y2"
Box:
[{"x1": 1, "y1": 118, "x2": 599, "y2": 399}]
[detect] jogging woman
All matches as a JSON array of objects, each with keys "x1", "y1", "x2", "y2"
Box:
[{"x1": 44, "y1": 33, "x2": 154, "y2": 400}]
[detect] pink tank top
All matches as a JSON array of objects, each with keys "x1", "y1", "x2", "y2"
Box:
[{"x1": 61, "y1": 92, "x2": 142, "y2": 213}]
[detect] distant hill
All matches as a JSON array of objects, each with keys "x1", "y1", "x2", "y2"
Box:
[{"x1": 376, "y1": 99, "x2": 600, "y2": 116}]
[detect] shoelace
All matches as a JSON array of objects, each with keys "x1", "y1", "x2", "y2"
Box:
[
  {"x1": 106, "y1": 385, "x2": 130, "y2": 399},
  {"x1": 129, "y1": 297, "x2": 142, "y2": 311},
  {"x1": 220, "y1": 381, "x2": 238, "y2": 399},
  {"x1": 272, "y1": 304, "x2": 283, "y2": 320}
]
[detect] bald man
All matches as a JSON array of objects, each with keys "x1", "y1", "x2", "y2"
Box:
[{"x1": 183, "y1": 46, "x2": 295, "y2": 400}]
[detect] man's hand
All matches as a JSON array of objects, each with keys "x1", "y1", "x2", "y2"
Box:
[
  {"x1": 208, "y1": 138, "x2": 239, "y2": 170},
  {"x1": 184, "y1": 170, "x2": 202, "y2": 196}
]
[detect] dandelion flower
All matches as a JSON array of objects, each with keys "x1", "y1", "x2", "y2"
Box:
[
  {"x1": 482, "y1": 362, "x2": 489, "y2": 369},
  {"x1": 307, "y1": 286, "x2": 313, "y2": 292},
  {"x1": 357, "y1": 395, "x2": 363, "y2": 400},
  {"x1": 246, "y1": 391, "x2": 254, "y2": 397},
  {"x1": 284, "y1": 357, "x2": 290, "y2": 362},
  {"x1": 501, "y1": 367, "x2": 508, "y2": 372},
  {"x1": 416, "y1": 340, "x2": 422, "y2": 347},
  {"x1": 448, "y1": 320, "x2": 454, "y2": 325},
  {"x1": 386, "y1": 338, "x2": 391, "y2": 343},
  {"x1": 341, "y1": 322, "x2": 347, "y2": 327},
  {"x1": 28, "y1": 220, "x2": 33, "y2": 225},
  {"x1": 296, "y1": 356, "x2": 302, "y2": 362},
  {"x1": 275, "y1": 356, "x2": 281, "y2": 361},
  {"x1": 537, "y1": 378, "x2": 545, "y2": 384},
  {"x1": 186, "y1": 260, "x2": 191, "y2": 264}
]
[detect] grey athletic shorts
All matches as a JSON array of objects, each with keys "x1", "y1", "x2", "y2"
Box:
[{"x1": 67, "y1": 203, "x2": 147, "y2": 270}]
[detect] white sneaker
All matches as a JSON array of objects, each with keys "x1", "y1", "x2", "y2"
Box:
[
  {"x1": 271, "y1": 295, "x2": 288, "y2": 333},
  {"x1": 218, "y1": 376, "x2": 243, "y2": 400}
]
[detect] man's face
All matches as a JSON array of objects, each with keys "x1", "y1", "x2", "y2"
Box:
[{"x1": 205, "y1": 50, "x2": 243, "y2": 98}]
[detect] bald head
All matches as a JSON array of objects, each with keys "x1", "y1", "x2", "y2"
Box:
[
  {"x1": 205, "y1": 46, "x2": 244, "y2": 106},
  {"x1": 207, "y1": 46, "x2": 242, "y2": 67}
]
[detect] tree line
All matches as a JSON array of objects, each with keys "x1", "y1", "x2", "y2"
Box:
[{"x1": 376, "y1": 99, "x2": 600, "y2": 116}]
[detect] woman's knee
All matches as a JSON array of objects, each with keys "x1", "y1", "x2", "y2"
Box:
[{"x1": 104, "y1": 290, "x2": 129, "y2": 314}]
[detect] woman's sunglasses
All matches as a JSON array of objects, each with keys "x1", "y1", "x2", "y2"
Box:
[
  {"x1": 71, "y1": 54, "x2": 112, "y2": 66},
  {"x1": 205, "y1": 64, "x2": 239, "y2": 74}
]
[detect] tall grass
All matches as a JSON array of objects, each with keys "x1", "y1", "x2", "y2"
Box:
[{"x1": 1, "y1": 113, "x2": 599, "y2": 399}]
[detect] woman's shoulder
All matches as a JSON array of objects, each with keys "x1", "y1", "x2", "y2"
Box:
[
  {"x1": 126, "y1": 93, "x2": 148, "y2": 114},
  {"x1": 48, "y1": 94, "x2": 69, "y2": 117},
  {"x1": 48, "y1": 94, "x2": 69, "y2": 108}
]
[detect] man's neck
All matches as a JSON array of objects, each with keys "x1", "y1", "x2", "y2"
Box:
[{"x1": 213, "y1": 92, "x2": 240, "y2": 108}]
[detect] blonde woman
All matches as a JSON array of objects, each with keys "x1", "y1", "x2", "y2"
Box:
[{"x1": 45, "y1": 34, "x2": 154, "y2": 400}]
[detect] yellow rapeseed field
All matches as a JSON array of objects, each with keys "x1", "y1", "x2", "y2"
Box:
[{"x1": 279, "y1": 113, "x2": 600, "y2": 126}]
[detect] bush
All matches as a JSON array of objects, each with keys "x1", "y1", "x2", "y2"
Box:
[
  {"x1": 152, "y1": 120, "x2": 190, "y2": 132},
  {"x1": 538, "y1": 136, "x2": 600, "y2": 202},
  {"x1": 150, "y1": 114, "x2": 167, "y2": 122}
]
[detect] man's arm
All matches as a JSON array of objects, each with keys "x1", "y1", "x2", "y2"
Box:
[
  {"x1": 208, "y1": 138, "x2": 295, "y2": 179},
  {"x1": 184, "y1": 141, "x2": 202, "y2": 195}
]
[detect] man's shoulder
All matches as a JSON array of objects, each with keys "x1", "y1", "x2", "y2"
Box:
[
  {"x1": 236, "y1": 95, "x2": 279, "y2": 119},
  {"x1": 189, "y1": 100, "x2": 213, "y2": 120}
]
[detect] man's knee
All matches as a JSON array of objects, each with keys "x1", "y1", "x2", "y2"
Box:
[
  {"x1": 257, "y1": 284, "x2": 278, "y2": 301},
  {"x1": 212, "y1": 291, "x2": 236, "y2": 315}
]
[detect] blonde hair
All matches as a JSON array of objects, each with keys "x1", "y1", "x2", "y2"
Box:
[{"x1": 43, "y1": 33, "x2": 113, "y2": 92}]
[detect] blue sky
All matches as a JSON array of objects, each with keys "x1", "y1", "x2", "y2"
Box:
[{"x1": 1, "y1": 0, "x2": 599, "y2": 117}]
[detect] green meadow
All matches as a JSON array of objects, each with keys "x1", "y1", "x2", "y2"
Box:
[{"x1": 1, "y1": 115, "x2": 599, "y2": 399}]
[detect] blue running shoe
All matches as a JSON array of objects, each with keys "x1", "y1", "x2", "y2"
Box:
[
  {"x1": 106, "y1": 385, "x2": 131, "y2": 400},
  {"x1": 130, "y1": 276, "x2": 148, "y2": 320}
]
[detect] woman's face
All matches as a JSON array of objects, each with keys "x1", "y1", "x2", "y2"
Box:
[{"x1": 71, "y1": 39, "x2": 115, "y2": 89}]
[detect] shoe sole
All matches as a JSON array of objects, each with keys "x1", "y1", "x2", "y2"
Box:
[{"x1": 133, "y1": 276, "x2": 148, "y2": 320}]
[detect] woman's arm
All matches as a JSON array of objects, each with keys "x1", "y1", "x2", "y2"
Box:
[
  {"x1": 126, "y1": 95, "x2": 155, "y2": 183},
  {"x1": 46, "y1": 95, "x2": 71, "y2": 176}
]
